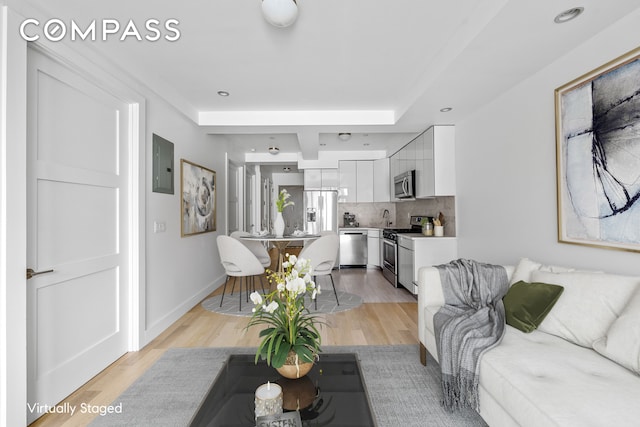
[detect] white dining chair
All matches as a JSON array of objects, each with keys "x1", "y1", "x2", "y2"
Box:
[
  {"x1": 298, "y1": 233, "x2": 340, "y2": 307},
  {"x1": 230, "y1": 231, "x2": 272, "y2": 268},
  {"x1": 216, "y1": 235, "x2": 265, "y2": 311}
]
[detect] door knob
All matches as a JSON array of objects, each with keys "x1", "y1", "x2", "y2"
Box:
[{"x1": 26, "y1": 268, "x2": 54, "y2": 280}]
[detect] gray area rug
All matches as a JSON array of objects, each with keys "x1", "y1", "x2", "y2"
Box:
[
  {"x1": 90, "y1": 345, "x2": 486, "y2": 427},
  {"x1": 201, "y1": 290, "x2": 362, "y2": 317}
]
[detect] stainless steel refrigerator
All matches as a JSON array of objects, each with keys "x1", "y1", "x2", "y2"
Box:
[{"x1": 303, "y1": 190, "x2": 339, "y2": 235}]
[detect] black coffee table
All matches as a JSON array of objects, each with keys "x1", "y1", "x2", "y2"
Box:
[{"x1": 189, "y1": 353, "x2": 377, "y2": 426}]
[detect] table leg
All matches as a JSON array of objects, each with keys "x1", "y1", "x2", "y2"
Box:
[{"x1": 272, "y1": 241, "x2": 291, "y2": 276}]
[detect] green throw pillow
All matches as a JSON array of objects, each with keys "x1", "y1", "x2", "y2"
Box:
[{"x1": 503, "y1": 281, "x2": 564, "y2": 333}]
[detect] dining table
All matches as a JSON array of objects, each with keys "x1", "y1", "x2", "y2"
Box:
[{"x1": 239, "y1": 233, "x2": 320, "y2": 274}]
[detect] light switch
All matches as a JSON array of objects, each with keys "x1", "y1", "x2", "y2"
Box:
[{"x1": 154, "y1": 221, "x2": 167, "y2": 233}]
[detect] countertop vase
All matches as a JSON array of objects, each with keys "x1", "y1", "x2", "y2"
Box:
[{"x1": 274, "y1": 212, "x2": 285, "y2": 238}]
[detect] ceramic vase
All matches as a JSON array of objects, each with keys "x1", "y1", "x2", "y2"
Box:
[{"x1": 274, "y1": 212, "x2": 285, "y2": 238}]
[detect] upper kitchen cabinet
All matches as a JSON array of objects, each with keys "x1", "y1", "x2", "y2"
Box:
[
  {"x1": 339, "y1": 160, "x2": 357, "y2": 202},
  {"x1": 304, "y1": 168, "x2": 339, "y2": 190},
  {"x1": 339, "y1": 160, "x2": 387, "y2": 202},
  {"x1": 373, "y1": 158, "x2": 390, "y2": 202},
  {"x1": 356, "y1": 161, "x2": 374, "y2": 202},
  {"x1": 415, "y1": 125, "x2": 456, "y2": 198}
]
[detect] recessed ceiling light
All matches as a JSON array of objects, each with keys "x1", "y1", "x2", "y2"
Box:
[
  {"x1": 440, "y1": 107, "x2": 453, "y2": 112},
  {"x1": 283, "y1": 167, "x2": 291, "y2": 172},
  {"x1": 217, "y1": 90, "x2": 230, "y2": 97},
  {"x1": 363, "y1": 143, "x2": 370, "y2": 146},
  {"x1": 554, "y1": 7, "x2": 584, "y2": 24},
  {"x1": 338, "y1": 133, "x2": 351, "y2": 141},
  {"x1": 319, "y1": 143, "x2": 327, "y2": 146},
  {"x1": 250, "y1": 148, "x2": 256, "y2": 152},
  {"x1": 268, "y1": 146, "x2": 279, "y2": 155}
]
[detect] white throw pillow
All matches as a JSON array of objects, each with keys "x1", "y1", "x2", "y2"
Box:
[
  {"x1": 510, "y1": 258, "x2": 542, "y2": 285},
  {"x1": 593, "y1": 286, "x2": 640, "y2": 374},
  {"x1": 510, "y1": 258, "x2": 581, "y2": 285},
  {"x1": 532, "y1": 270, "x2": 639, "y2": 348}
]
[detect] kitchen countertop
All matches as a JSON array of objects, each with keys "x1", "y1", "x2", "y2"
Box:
[
  {"x1": 398, "y1": 233, "x2": 456, "y2": 239},
  {"x1": 338, "y1": 227, "x2": 382, "y2": 231}
]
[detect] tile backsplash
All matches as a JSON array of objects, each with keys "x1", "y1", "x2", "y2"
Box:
[
  {"x1": 338, "y1": 202, "x2": 395, "y2": 228},
  {"x1": 339, "y1": 196, "x2": 456, "y2": 236}
]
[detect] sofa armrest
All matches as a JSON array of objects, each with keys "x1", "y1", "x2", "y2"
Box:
[
  {"x1": 417, "y1": 267, "x2": 445, "y2": 348},
  {"x1": 417, "y1": 264, "x2": 516, "y2": 345}
]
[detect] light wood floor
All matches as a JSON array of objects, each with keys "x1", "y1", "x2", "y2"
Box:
[{"x1": 30, "y1": 258, "x2": 418, "y2": 427}]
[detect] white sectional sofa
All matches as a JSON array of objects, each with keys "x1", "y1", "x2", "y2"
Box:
[{"x1": 418, "y1": 258, "x2": 640, "y2": 427}]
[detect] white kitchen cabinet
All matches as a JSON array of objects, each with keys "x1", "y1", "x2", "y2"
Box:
[
  {"x1": 356, "y1": 161, "x2": 373, "y2": 202},
  {"x1": 373, "y1": 158, "x2": 390, "y2": 202},
  {"x1": 338, "y1": 161, "x2": 357, "y2": 202},
  {"x1": 304, "y1": 168, "x2": 339, "y2": 190},
  {"x1": 416, "y1": 125, "x2": 456, "y2": 198},
  {"x1": 367, "y1": 229, "x2": 381, "y2": 268},
  {"x1": 321, "y1": 168, "x2": 339, "y2": 190},
  {"x1": 398, "y1": 235, "x2": 457, "y2": 295},
  {"x1": 304, "y1": 169, "x2": 322, "y2": 189},
  {"x1": 389, "y1": 151, "x2": 400, "y2": 200},
  {"x1": 339, "y1": 160, "x2": 376, "y2": 202}
]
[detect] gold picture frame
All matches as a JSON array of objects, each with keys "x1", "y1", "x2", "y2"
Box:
[
  {"x1": 555, "y1": 46, "x2": 640, "y2": 252},
  {"x1": 180, "y1": 159, "x2": 216, "y2": 236}
]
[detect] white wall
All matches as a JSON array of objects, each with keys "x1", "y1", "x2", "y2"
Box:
[
  {"x1": 456, "y1": 10, "x2": 640, "y2": 276},
  {"x1": 0, "y1": 6, "x2": 28, "y2": 426},
  {"x1": 143, "y1": 103, "x2": 228, "y2": 342}
]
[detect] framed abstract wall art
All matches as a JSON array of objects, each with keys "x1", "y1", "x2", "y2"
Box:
[
  {"x1": 555, "y1": 47, "x2": 640, "y2": 252},
  {"x1": 180, "y1": 159, "x2": 216, "y2": 236}
]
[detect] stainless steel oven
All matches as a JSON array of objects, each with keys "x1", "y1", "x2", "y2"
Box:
[
  {"x1": 381, "y1": 235, "x2": 398, "y2": 286},
  {"x1": 381, "y1": 216, "x2": 429, "y2": 288}
]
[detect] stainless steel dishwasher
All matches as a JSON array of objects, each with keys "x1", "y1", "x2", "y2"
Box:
[{"x1": 339, "y1": 230, "x2": 368, "y2": 267}]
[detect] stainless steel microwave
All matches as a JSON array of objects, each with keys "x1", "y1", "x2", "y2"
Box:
[{"x1": 393, "y1": 170, "x2": 415, "y2": 199}]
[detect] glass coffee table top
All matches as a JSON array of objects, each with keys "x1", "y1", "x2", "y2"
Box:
[{"x1": 189, "y1": 353, "x2": 377, "y2": 426}]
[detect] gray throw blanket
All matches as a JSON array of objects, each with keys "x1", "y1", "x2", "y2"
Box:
[{"x1": 434, "y1": 259, "x2": 509, "y2": 412}]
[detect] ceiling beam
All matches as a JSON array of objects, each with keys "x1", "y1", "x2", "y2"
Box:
[
  {"x1": 296, "y1": 131, "x2": 319, "y2": 160},
  {"x1": 198, "y1": 110, "x2": 395, "y2": 127}
]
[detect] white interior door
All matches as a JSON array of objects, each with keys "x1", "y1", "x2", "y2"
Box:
[
  {"x1": 227, "y1": 161, "x2": 243, "y2": 234},
  {"x1": 26, "y1": 48, "x2": 130, "y2": 422}
]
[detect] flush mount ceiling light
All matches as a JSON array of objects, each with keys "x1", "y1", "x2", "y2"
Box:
[
  {"x1": 338, "y1": 132, "x2": 352, "y2": 141},
  {"x1": 262, "y1": 0, "x2": 298, "y2": 28},
  {"x1": 554, "y1": 7, "x2": 584, "y2": 23},
  {"x1": 440, "y1": 107, "x2": 453, "y2": 112},
  {"x1": 217, "y1": 90, "x2": 230, "y2": 97},
  {"x1": 268, "y1": 146, "x2": 280, "y2": 155}
]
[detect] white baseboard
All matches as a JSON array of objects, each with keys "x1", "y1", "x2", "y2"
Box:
[{"x1": 141, "y1": 275, "x2": 225, "y2": 347}]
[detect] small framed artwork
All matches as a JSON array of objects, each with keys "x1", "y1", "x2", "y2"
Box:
[
  {"x1": 180, "y1": 159, "x2": 216, "y2": 236},
  {"x1": 555, "y1": 46, "x2": 640, "y2": 252}
]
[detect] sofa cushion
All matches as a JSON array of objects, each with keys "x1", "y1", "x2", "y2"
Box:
[
  {"x1": 532, "y1": 270, "x2": 639, "y2": 347},
  {"x1": 480, "y1": 326, "x2": 640, "y2": 427},
  {"x1": 503, "y1": 281, "x2": 564, "y2": 333},
  {"x1": 593, "y1": 285, "x2": 640, "y2": 374},
  {"x1": 510, "y1": 258, "x2": 579, "y2": 285}
]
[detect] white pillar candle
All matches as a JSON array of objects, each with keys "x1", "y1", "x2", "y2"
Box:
[{"x1": 255, "y1": 381, "x2": 283, "y2": 418}]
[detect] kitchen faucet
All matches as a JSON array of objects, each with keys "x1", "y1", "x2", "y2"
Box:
[{"x1": 382, "y1": 209, "x2": 390, "y2": 228}]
